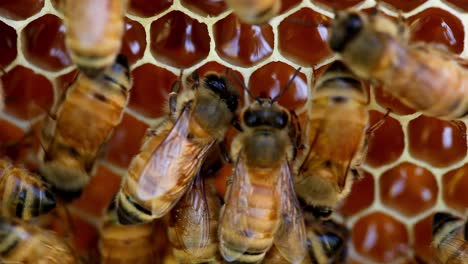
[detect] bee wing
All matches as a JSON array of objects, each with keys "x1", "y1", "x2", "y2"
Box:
[
  {"x1": 219, "y1": 153, "x2": 255, "y2": 261},
  {"x1": 172, "y1": 171, "x2": 211, "y2": 257},
  {"x1": 274, "y1": 162, "x2": 308, "y2": 264},
  {"x1": 137, "y1": 104, "x2": 214, "y2": 201}
]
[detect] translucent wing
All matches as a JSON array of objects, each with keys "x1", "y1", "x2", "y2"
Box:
[
  {"x1": 137, "y1": 105, "x2": 215, "y2": 203},
  {"x1": 274, "y1": 162, "x2": 308, "y2": 264},
  {"x1": 172, "y1": 170, "x2": 210, "y2": 257},
  {"x1": 219, "y1": 153, "x2": 255, "y2": 262}
]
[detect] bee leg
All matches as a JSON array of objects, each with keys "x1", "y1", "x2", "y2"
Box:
[{"x1": 366, "y1": 108, "x2": 391, "y2": 137}]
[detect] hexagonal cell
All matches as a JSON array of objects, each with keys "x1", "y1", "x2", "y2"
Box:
[
  {"x1": 0, "y1": 0, "x2": 44, "y2": 20},
  {"x1": 0, "y1": 21, "x2": 17, "y2": 67},
  {"x1": 0, "y1": 118, "x2": 26, "y2": 159},
  {"x1": 373, "y1": 85, "x2": 415, "y2": 116},
  {"x1": 2, "y1": 66, "x2": 54, "y2": 120},
  {"x1": 444, "y1": 0, "x2": 468, "y2": 11},
  {"x1": 213, "y1": 13, "x2": 273, "y2": 67},
  {"x1": 408, "y1": 115, "x2": 466, "y2": 167},
  {"x1": 408, "y1": 8, "x2": 464, "y2": 54},
  {"x1": 72, "y1": 165, "x2": 121, "y2": 217},
  {"x1": 442, "y1": 163, "x2": 468, "y2": 211},
  {"x1": 150, "y1": 11, "x2": 210, "y2": 69},
  {"x1": 129, "y1": 0, "x2": 173, "y2": 17},
  {"x1": 129, "y1": 63, "x2": 178, "y2": 118},
  {"x1": 249, "y1": 61, "x2": 307, "y2": 110},
  {"x1": 365, "y1": 110, "x2": 405, "y2": 167},
  {"x1": 278, "y1": 8, "x2": 332, "y2": 66},
  {"x1": 337, "y1": 170, "x2": 375, "y2": 217},
  {"x1": 181, "y1": 0, "x2": 227, "y2": 16},
  {"x1": 380, "y1": 162, "x2": 438, "y2": 217},
  {"x1": 352, "y1": 212, "x2": 409, "y2": 262},
  {"x1": 105, "y1": 113, "x2": 148, "y2": 168},
  {"x1": 22, "y1": 14, "x2": 72, "y2": 71},
  {"x1": 312, "y1": 0, "x2": 364, "y2": 10},
  {"x1": 381, "y1": 0, "x2": 426, "y2": 12},
  {"x1": 120, "y1": 17, "x2": 146, "y2": 65},
  {"x1": 69, "y1": 214, "x2": 99, "y2": 256},
  {"x1": 413, "y1": 213, "x2": 437, "y2": 263}
]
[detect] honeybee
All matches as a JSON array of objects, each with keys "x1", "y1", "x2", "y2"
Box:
[
  {"x1": 0, "y1": 159, "x2": 56, "y2": 220},
  {"x1": 0, "y1": 217, "x2": 77, "y2": 263},
  {"x1": 64, "y1": 0, "x2": 128, "y2": 76},
  {"x1": 39, "y1": 54, "x2": 132, "y2": 200},
  {"x1": 294, "y1": 61, "x2": 369, "y2": 219},
  {"x1": 116, "y1": 71, "x2": 239, "y2": 224},
  {"x1": 167, "y1": 173, "x2": 221, "y2": 263},
  {"x1": 99, "y1": 206, "x2": 157, "y2": 264},
  {"x1": 432, "y1": 212, "x2": 468, "y2": 264},
  {"x1": 219, "y1": 69, "x2": 307, "y2": 263},
  {"x1": 225, "y1": 0, "x2": 281, "y2": 24},
  {"x1": 328, "y1": 9, "x2": 468, "y2": 120}
]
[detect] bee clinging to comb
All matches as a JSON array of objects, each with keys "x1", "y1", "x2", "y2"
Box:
[
  {"x1": 432, "y1": 212, "x2": 468, "y2": 264},
  {"x1": 225, "y1": 0, "x2": 281, "y2": 24}
]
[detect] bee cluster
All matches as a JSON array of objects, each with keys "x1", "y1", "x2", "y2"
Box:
[{"x1": 0, "y1": 0, "x2": 467, "y2": 263}]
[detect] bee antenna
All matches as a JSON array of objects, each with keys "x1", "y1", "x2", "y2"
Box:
[
  {"x1": 272, "y1": 67, "x2": 302, "y2": 103},
  {"x1": 229, "y1": 70, "x2": 256, "y2": 101}
]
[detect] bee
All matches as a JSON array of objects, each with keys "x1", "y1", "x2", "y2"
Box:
[
  {"x1": 328, "y1": 9, "x2": 468, "y2": 120},
  {"x1": 116, "y1": 71, "x2": 239, "y2": 225},
  {"x1": 432, "y1": 212, "x2": 468, "y2": 264},
  {"x1": 0, "y1": 217, "x2": 77, "y2": 263},
  {"x1": 294, "y1": 61, "x2": 369, "y2": 220},
  {"x1": 225, "y1": 0, "x2": 281, "y2": 24},
  {"x1": 39, "y1": 54, "x2": 132, "y2": 200},
  {"x1": 0, "y1": 159, "x2": 56, "y2": 220},
  {"x1": 64, "y1": 0, "x2": 128, "y2": 77},
  {"x1": 218, "y1": 69, "x2": 307, "y2": 263},
  {"x1": 99, "y1": 206, "x2": 157, "y2": 264},
  {"x1": 167, "y1": 173, "x2": 221, "y2": 263}
]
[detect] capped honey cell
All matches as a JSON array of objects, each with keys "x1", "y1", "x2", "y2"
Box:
[
  {"x1": 129, "y1": 0, "x2": 173, "y2": 17},
  {"x1": 337, "y1": 170, "x2": 375, "y2": 217},
  {"x1": 0, "y1": 20, "x2": 17, "y2": 67},
  {"x1": 0, "y1": 0, "x2": 44, "y2": 20},
  {"x1": 181, "y1": 0, "x2": 227, "y2": 16},
  {"x1": 280, "y1": 0, "x2": 301, "y2": 13},
  {"x1": 214, "y1": 13, "x2": 274, "y2": 67},
  {"x1": 22, "y1": 14, "x2": 71, "y2": 71},
  {"x1": 380, "y1": 162, "x2": 438, "y2": 217},
  {"x1": 121, "y1": 17, "x2": 146, "y2": 65},
  {"x1": 442, "y1": 163, "x2": 468, "y2": 211}
]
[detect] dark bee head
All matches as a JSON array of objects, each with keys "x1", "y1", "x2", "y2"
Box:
[
  {"x1": 203, "y1": 74, "x2": 239, "y2": 113},
  {"x1": 243, "y1": 104, "x2": 289, "y2": 130},
  {"x1": 328, "y1": 12, "x2": 364, "y2": 52},
  {"x1": 112, "y1": 54, "x2": 131, "y2": 80}
]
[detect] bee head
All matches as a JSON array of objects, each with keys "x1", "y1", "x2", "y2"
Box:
[
  {"x1": 243, "y1": 103, "x2": 290, "y2": 129},
  {"x1": 328, "y1": 11, "x2": 364, "y2": 52},
  {"x1": 203, "y1": 74, "x2": 239, "y2": 113}
]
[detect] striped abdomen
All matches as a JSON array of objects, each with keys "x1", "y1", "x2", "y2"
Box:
[{"x1": 432, "y1": 212, "x2": 468, "y2": 264}]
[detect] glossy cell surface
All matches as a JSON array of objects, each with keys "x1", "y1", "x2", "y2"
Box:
[
  {"x1": 413, "y1": 213, "x2": 436, "y2": 263},
  {"x1": 409, "y1": 8, "x2": 464, "y2": 54},
  {"x1": 129, "y1": 63, "x2": 177, "y2": 118},
  {"x1": 381, "y1": 0, "x2": 426, "y2": 12},
  {"x1": 129, "y1": 0, "x2": 173, "y2": 17},
  {"x1": 408, "y1": 115, "x2": 467, "y2": 167},
  {"x1": 278, "y1": 8, "x2": 332, "y2": 66},
  {"x1": 181, "y1": 0, "x2": 227, "y2": 16},
  {"x1": 214, "y1": 13, "x2": 274, "y2": 67},
  {"x1": 337, "y1": 170, "x2": 375, "y2": 217},
  {"x1": 0, "y1": 20, "x2": 17, "y2": 67},
  {"x1": 121, "y1": 17, "x2": 146, "y2": 65},
  {"x1": 365, "y1": 111, "x2": 405, "y2": 167},
  {"x1": 380, "y1": 162, "x2": 438, "y2": 217},
  {"x1": 280, "y1": 0, "x2": 302, "y2": 13},
  {"x1": 0, "y1": 0, "x2": 44, "y2": 20},
  {"x1": 150, "y1": 11, "x2": 210, "y2": 68},
  {"x1": 445, "y1": 0, "x2": 468, "y2": 11},
  {"x1": 374, "y1": 85, "x2": 416, "y2": 116},
  {"x1": 22, "y1": 14, "x2": 71, "y2": 71},
  {"x1": 442, "y1": 164, "x2": 468, "y2": 211},
  {"x1": 249, "y1": 61, "x2": 308, "y2": 110},
  {"x1": 2, "y1": 66, "x2": 53, "y2": 120},
  {"x1": 353, "y1": 212, "x2": 409, "y2": 262}
]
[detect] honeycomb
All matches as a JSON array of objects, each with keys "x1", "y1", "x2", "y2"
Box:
[{"x1": 0, "y1": 0, "x2": 467, "y2": 263}]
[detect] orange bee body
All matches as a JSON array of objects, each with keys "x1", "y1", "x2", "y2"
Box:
[
  {"x1": 432, "y1": 212, "x2": 468, "y2": 264},
  {"x1": 225, "y1": 0, "x2": 281, "y2": 24}
]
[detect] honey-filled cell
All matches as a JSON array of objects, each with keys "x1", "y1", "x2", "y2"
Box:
[
  {"x1": 249, "y1": 61, "x2": 308, "y2": 110},
  {"x1": 278, "y1": 8, "x2": 332, "y2": 66},
  {"x1": 181, "y1": 0, "x2": 227, "y2": 16},
  {"x1": 150, "y1": 11, "x2": 210, "y2": 69},
  {"x1": 280, "y1": 0, "x2": 302, "y2": 13},
  {"x1": 380, "y1": 162, "x2": 438, "y2": 217},
  {"x1": 312, "y1": 0, "x2": 364, "y2": 10},
  {"x1": 105, "y1": 113, "x2": 148, "y2": 168},
  {"x1": 22, "y1": 14, "x2": 71, "y2": 71},
  {"x1": 373, "y1": 85, "x2": 416, "y2": 116},
  {"x1": 337, "y1": 170, "x2": 374, "y2": 217},
  {"x1": 352, "y1": 212, "x2": 409, "y2": 262},
  {"x1": 0, "y1": 0, "x2": 44, "y2": 20},
  {"x1": 444, "y1": 0, "x2": 468, "y2": 12},
  {"x1": 120, "y1": 17, "x2": 146, "y2": 65},
  {"x1": 442, "y1": 163, "x2": 468, "y2": 211},
  {"x1": 2, "y1": 66, "x2": 53, "y2": 120},
  {"x1": 0, "y1": 20, "x2": 17, "y2": 67},
  {"x1": 408, "y1": 8, "x2": 464, "y2": 54},
  {"x1": 413, "y1": 213, "x2": 437, "y2": 263},
  {"x1": 381, "y1": 0, "x2": 426, "y2": 12},
  {"x1": 129, "y1": 63, "x2": 177, "y2": 118},
  {"x1": 365, "y1": 110, "x2": 405, "y2": 167},
  {"x1": 214, "y1": 13, "x2": 274, "y2": 67},
  {"x1": 0, "y1": 118, "x2": 26, "y2": 158},
  {"x1": 408, "y1": 115, "x2": 466, "y2": 167},
  {"x1": 129, "y1": 0, "x2": 173, "y2": 17}
]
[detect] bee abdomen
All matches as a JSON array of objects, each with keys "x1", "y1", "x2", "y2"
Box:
[
  {"x1": 432, "y1": 212, "x2": 468, "y2": 264},
  {"x1": 115, "y1": 190, "x2": 153, "y2": 225}
]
